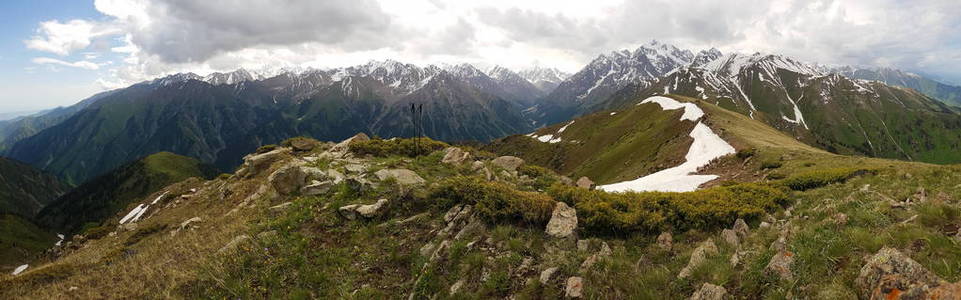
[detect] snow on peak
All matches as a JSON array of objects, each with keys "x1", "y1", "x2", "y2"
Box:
[
  {"x1": 702, "y1": 53, "x2": 823, "y2": 78},
  {"x1": 518, "y1": 66, "x2": 571, "y2": 84},
  {"x1": 203, "y1": 68, "x2": 261, "y2": 85}
]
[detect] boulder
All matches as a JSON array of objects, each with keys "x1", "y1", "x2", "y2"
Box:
[
  {"x1": 540, "y1": 267, "x2": 559, "y2": 284},
  {"x1": 856, "y1": 247, "x2": 944, "y2": 299},
  {"x1": 356, "y1": 199, "x2": 389, "y2": 218},
  {"x1": 301, "y1": 180, "x2": 335, "y2": 196},
  {"x1": 288, "y1": 137, "x2": 320, "y2": 152},
  {"x1": 765, "y1": 251, "x2": 795, "y2": 281},
  {"x1": 441, "y1": 147, "x2": 473, "y2": 165},
  {"x1": 269, "y1": 202, "x2": 293, "y2": 214},
  {"x1": 239, "y1": 148, "x2": 290, "y2": 177},
  {"x1": 375, "y1": 169, "x2": 426, "y2": 186},
  {"x1": 491, "y1": 156, "x2": 525, "y2": 171},
  {"x1": 565, "y1": 277, "x2": 584, "y2": 298},
  {"x1": 327, "y1": 169, "x2": 347, "y2": 183},
  {"x1": 338, "y1": 204, "x2": 362, "y2": 220},
  {"x1": 559, "y1": 176, "x2": 575, "y2": 186},
  {"x1": 759, "y1": 222, "x2": 771, "y2": 228},
  {"x1": 733, "y1": 218, "x2": 750, "y2": 238},
  {"x1": 657, "y1": 232, "x2": 673, "y2": 251},
  {"x1": 545, "y1": 202, "x2": 578, "y2": 238},
  {"x1": 575, "y1": 177, "x2": 594, "y2": 190},
  {"x1": 179, "y1": 217, "x2": 202, "y2": 232},
  {"x1": 327, "y1": 133, "x2": 370, "y2": 156},
  {"x1": 690, "y1": 283, "x2": 728, "y2": 300},
  {"x1": 679, "y1": 239, "x2": 719, "y2": 278},
  {"x1": 721, "y1": 229, "x2": 739, "y2": 248},
  {"x1": 345, "y1": 164, "x2": 367, "y2": 174},
  {"x1": 471, "y1": 161, "x2": 485, "y2": 171},
  {"x1": 268, "y1": 162, "x2": 308, "y2": 195}
]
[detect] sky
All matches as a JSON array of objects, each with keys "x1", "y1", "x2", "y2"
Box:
[{"x1": 1, "y1": 0, "x2": 960, "y2": 112}]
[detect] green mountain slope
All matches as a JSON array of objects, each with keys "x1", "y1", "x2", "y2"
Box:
[
  {"x1": 0, "y1": 157, "x2": 68, "y2": 218},
  {"x1": 0, "y1": 214, "x2": 55, "y2": 268},
  {"x1": 35, "y1": 152, "x2": 217, "y2": 233}
]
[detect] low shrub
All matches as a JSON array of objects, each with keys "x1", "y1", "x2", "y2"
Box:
[
  {"x1": 349, "y1": 137, "x2": 449, "y2": 158},
  {"x1": 777, "y1": 168, "x2": 871, "y2": 191},
  {"x1": 82, "y1": 224, "x2": 112, "y2": 240},
  {"x1": 548, "y1": 183, "x2": 788, "y2": 235},
  {"x1": 430, "y1": 176, "x2": 555, "y2": 224},
  {"x1": 736, "y1": 148, "x2": 757, "y2": 160},
  {"x1": 255, "y1": 144, "x2": 278, "y2": 154},
  {"x1": 760, "y1": 160, "x2": 783, "y2": 170}
]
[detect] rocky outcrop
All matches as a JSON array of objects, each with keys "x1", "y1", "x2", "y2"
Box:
[
  {"x1": 733, "y1": 218, "x2": 749, "y2": 238},
  {"x1": 238, "y1": 148, "x2": 290, "y2": 178},
  {"x1": 856, "y1": 247, "x2": 945, "y2": 299},
  {"x1": 690, "y1": 283, "x2": 728, "y2": 300},
  {"x1": 540, "y1": 267, "x2": 559, "y2": 284},
  {"x1": 374, "y1": 169, "x2": 426, "y2": 186},
  {"x1": 679, "y1": 239, "x2": 719, "y2": 278},
  {"x1": 721, "y1": 229, "x2": 739, "y2": 248},
  {"x1": 441, "y1": 147, "x2": 472, "y2": 165},
  {"x1": 545, "y1": 202, "x2": 578, "y2": 238},
  {"x1": 301, "y1": 180, "x2": 334, "y2": 196},
  {"x1": 268, "y1": 162, "x2": 308, "y2": 195},
  {"x1": 575, "y1": 177, "x2": 594, "y2": 190},
  {"x1": 491, "y1": 156, "x2": 524, "y2": 171},
  {"x1": 326, "y1": 133, "x2": 370, "y2": 157},
  {"x1": 765, "y1": 251, "x2": 795, "y2": 281}
]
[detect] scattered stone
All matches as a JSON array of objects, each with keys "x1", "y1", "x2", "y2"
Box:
[
  {"x1": 730, "y1": 252, "x2": 740, "y2": 267},
  {"x1": 690, "y1": 283, "x2": 728, "y2": 300},
  {"x1": 449, "y1": 280, "x2": 465, "y2": 295},
  {"x1": 657, "y1": 232, "x2": 673, "y2": 251},
  {"x1": 499, "y1": 170, "x2": 514, "y2": 180},
  {"x1": 833, "y1": 213, "x2": 849, "y2": 225},
  {"x1": 770, "y1": 236, "x2": 788, "y2": 253},
  {"x1": 338, "y1": 204, "x2": 362, "y2": 220},
  {"x1": 901, "y1": 214, "x2": 919, "y2": 224},
  {"x1": 565, "y1": 277, "x2": 584, "y2": 298},
  {"x1": 288, "y1": 138, "x2": 320, "y2": 152},
  {"x1": 559, "y1": 176, "x2": 574, "y2": 186},
  {"x1": 374, "y1": 169, "x2": 426, "y2": 186},
  {"x1": 765, "y1": 251, "x2": 795, "y2": 281},
  {"x1": 759, "y1": 222, "x2": 771, "y2": 228},
  {"x1": 269, "y1": 202, "x2": 293, "y2": 214},
  {"x1": 218, "y1": 235, "x2": 251, "y2": 254},
  {"x1": 581, "y1": 254, "x2": 599, "y2": 271},
  {"x1": 540, "y1": 267, "x2": 559, "y2": 284},
  {"x1": 301, "y1": 180, "x2": 335, "y2": 196},
  {"x1": 444, "y1": 204, "x2": 471, "y2": 223},
  {"x1": 733, "y1": 218, "x2": 750, "y2": 238},
  {"x1": 546, "y1": 202, "x2": 578, "y2": 238},
  {"x1": 575, "y1": 177, "x2": 594, "y2": 190},
  {"x1": 454, "y1": 216, "x2": 485, "y2": 241},
  {"x1": 599, "y1": 242, "x2": 613, "y2": 257},
  {"x1": 914, "y1": 187, "x2": 927, "y2": 203},
  {"x1": 356, "y1": 199, "x2": 389, "y2": 218},
  {"x1": 68, "y1": 286, "x2": 79, "y2": 292},
  {"x1": 471, "y1": 161, "x2": 485, "y2": 171},
  {"x1": 679, "y1": 239, "x2": 718, "y2": 279},
  {"x1": 178, "y1": 217, "x2": 202, "y2": 232},
  {"x1": 491, "y1": 156, "x2": 525, "y2": 171},
  {"x1": 327, "y1": 133, "x2": 369, "y2": 156},
  {"x1": 721, "y1": 229, "x2": 739, "y2": 248},
  {"x1": 268, "y1": 162, "x2": 308, "y2": 195},
  {"x1": 480, "y1": 167, "x2": 494, "y2": 181},
  {"x1": 855, "y1": 247, "x2": 944, "y2": 299},
  {"x1": 239, "y1": 148, "x2": 290, "y2": 177},
  {"x1": 441, "y1": 147, "x2": 473, "y2": 165},
  {"x1": 344, "y1": 164, "x2": 367, "y2": 174},
  {"x1": 327, "y1": 169, "x2": 347, "y2": 183}
]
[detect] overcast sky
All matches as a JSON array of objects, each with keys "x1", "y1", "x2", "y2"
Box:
[{"x1": 2, "y1": 0, "x2": 960, "y2": 112}]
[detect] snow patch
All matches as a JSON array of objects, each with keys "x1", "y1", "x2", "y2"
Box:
[
  {"x1": 637, "y1": 96, "x2": 704, "y2": 121},
  {"x1": 119, "y1": 204, "x2": 147, "y2": 224},
  {"x1": 12, "y1": 264, "x2": 28, "y2": 275},
  {"x1": 150, "y1": 191, "x2": 169, "y2": 205},
  {"x1": 598, "y1": 122, "x2": 735, "y2": 193}
]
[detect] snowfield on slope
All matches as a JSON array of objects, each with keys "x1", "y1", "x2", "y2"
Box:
[{"x1": 599, "y1": 96, "x2": 735, "y2": 193}]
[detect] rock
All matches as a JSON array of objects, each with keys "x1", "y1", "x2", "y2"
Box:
[
  {"x1": 471, "y1": 161, "x2": 485, "y2": 171},
  {"x1": 929, "y1": 281, "x2": 961, "y2": 299},
  {"x1": 546, "y1": 202, "x2": 578, "y2": 238},
  {"x1": 374, "y1": 169, "x2": 426, "y2": 186},
  {"x1": 268, "y1": 162, "x2": 308, "y2": 195},
  {"x1": 765, "y1": 251, "x2": 795, "y2": 281},
  {"x1": 575, "y1": 177, "x2": 594, "y2": 189},
  {"x1": 565, "y1": 277, "x2": 584, "y2": 298},
  {"x1": 759, "y1": 221, "x2": 771, "y2": 228},
  {"x1": 449, "y1": 280, "x2": 465, "y2": 295},
  {"x1": 344, "y1": 164, "x2": 367, "y2": 174},
  {"x1": 179, "y1": 217, "x2": 202, "y2": 231},
  {"x1": 733, "y1": 218, "x2": 750, "y2": 238},
  {"x1": 444, "y1": 204, "x2": 472, "y2": 224},
  {"x1": 679, "y1": 239, "x2": 719, "y2": 279},
  {"x1": 327, "y1": 133, "x2": 370, "y2": 156},
  {"x1": 338, "y1": 204, "x2": 362, "y2": 220},
  {"x1": 480, "y1": 167, "x2": 494, "y2": 181},
  {"x1": 288, "y1": 138, "x2": 320, "y2": 152},
  {"x1": 856, "y1": 247, "x2": 944, "y2": 299},
  {"x1": 914, "y1": 187, "x2": 927, "y2": 203},
  {"x1": 657, "y1": 232, "x2": 673, "y2": 251},
  {"x1": 577, "y1": 239, "x2": 590, "y2": 252},
  {"x1": 301, "y1": 180, "x2": 335, "y2": 196},
  {"x1": 690, "y1": 283, "x2": 728, "y2": 300},
  {"x1": 730, "y1": 252, "x2": 740, "y2": 267},
  {"x1": 559, "y1": 176, "x2": 574, "y2": 186},
  {"x1": 833, "y1": 213, "x2": 849, "y2": 225},
  {"x1": 442, "y1": 147, "x2": 473, "y2": 165},
  {"x1": 269, "y1": 202, "x2": 293, "y2": 214},
  {"x1": 454, "y1": 216, "x2": 484, "y2": 241},
  {"x1": 218, "y1": 235, "x2": 251, "y2": 254},
  {"x1": 491, "y1": 156, "x2": 525, "y2": 171},
  {"x1": 327, "y1": 169, "x2": 347, "y2": 183},
  {"x1": 580, "y1": 254, "x2": 599, "y2": 271},
  {"x1": 239, "y1": 148, "x2": 290, "y2": 177},
  {"x1": 540, "y1": 267, "x2": 559, "y2": 284},
  {"x1": 599, "y1": 242, "x2": 612, "y2": 257},
  {"x1": 721, "y1": 229, "x2": 739, "y2": 248}
]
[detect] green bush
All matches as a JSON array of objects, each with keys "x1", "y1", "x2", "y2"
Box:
[
  {"x1": 736, "y1": 148, "x2": 757, "y2": 160},
  {"x1": 777, "y1": 168, "x2": 871, "y2": 191},
  {"x1": 430, "y1": 176, "x2": 555, "y2": 224},
  {"x1": 548, "y1": 183, "x2": 788, "y2": 235},
  {"x1": 82, "y1": 225, "x2": 112, "y2": 240},
  {"x1": 349, "y1": 137, "x2": 449, "y2": 158},
  {"x1": 760, "y1": 160, "x2": 783, "y2": 170}
]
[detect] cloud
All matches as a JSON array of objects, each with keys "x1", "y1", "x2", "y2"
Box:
[
  {"x1": 25, "y1": 20, "x2": 118, "y2": 56},
  {"x1": 31, "y1": 57, "x2": 105, "y2": 70}
]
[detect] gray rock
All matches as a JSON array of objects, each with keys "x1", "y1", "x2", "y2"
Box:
[
  {"x1": 449, "y1": 279, "x2": 465, "y2": 295},
  {"x1": 540, "y1": 267, "x2": 559, "y2": 284},
  {"x1": 491, "y1": 156, "x2": 525, "y2": 171},
  {"x1": 759, "y1": 221, "x2": 771, "y2": 228},
  {"x1": 690, "y1": 283, "x2": 728, "y2": 300},
  {"x1": 575, "y1": 177, "x2": 594, "y2": 189},
  {"x1": 721, "y1": 229, "x2": 739, "y2": 248},
  {"x1": 442, "y1": 147, "x2": 473, "y2": 165},
  {"x1": 239, "y1": 148, "x2": 290, "y2": 177},
  {"x1": 559, "y1": 176, "x2": 574, "y2": 186},
  {"x1": 345, "y1": 164, "x2": 367, "y2": 174},
  {"x1": 765, "y1": 251, "x2": 795, "y2": 281},
  {"x1": 268, "y1": 162, "x2": 308, "y2": 195},
  {"x1": 179, "y1": 217, "x2": 202, "y2": 232},
  {"x1": 374, "y1": 169, "x2": 426, "y2": 186},
  {"x1": 545, "y1": 202, "x2": 578, "y2": 238},
  {"x1": 269, "y1": 202, "x2": 293, "y2": 214},
  {"x1": 218, "y1": 235, "x2": 251, "y2": 254},
  {"x1": 327, "y1": 169, "x2": 347, "y2": 184},
  {"x1": 301, "y1": 180, "x2": 335, "y2": 196},
  {"x1": 326, "y1": 133, "x2": 369, "y2": 157},
  {"x1": 855, "y1": 247, "x2": 944, "y2": 299},
  {"x1": 565, "y1": 276, "x2": 584, "y2": 298},
  {"x1": 657, "y1": 232, "x2": 673, "y2": 251},
  {"x1": 288, "y1": 138, "x2": 319, "y2": 152},
  {"x1": 257, "y1": 230, "x2": 278, "y2": 240},
  {"x1": 356, "y1": 199, "x2": 388, "y2": 218},
  {"x1": 733, "y1": 218, "x2": 750, "y2": 238},
  {"x1": 679, "y1": 239, "x2": 719, "y2": 278},
  {"x1": 338, "y1": 204, "x2": 362, "y2": 220},
  {"x1": 471, "y1": 161, "x2": 485, "y2": 171}
]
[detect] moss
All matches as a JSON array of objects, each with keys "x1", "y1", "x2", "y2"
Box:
[
  {"x1": 760, "y1": 160, "x2": 783, "y2": 170},
  {"x1": 777, "y1": 168, "x2": 873, "y2": 191},
  {"x1": 430, "y1": 176, "x2": 556, "y2": 225},
  {"x1": 255, "y1": 144, "x2": 278, "y2": 154}
]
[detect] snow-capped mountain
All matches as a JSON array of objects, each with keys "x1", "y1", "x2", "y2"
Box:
[
  {"x1": 203, "y1": 69, "x2": 261, "y2": 86},
  {"x1": 517, "y1": 66, "x2": 571, "y2": 93},
  {"x1": 486, "y1": 65, "x2": 546, "y2": 105},
  {"x1": 828, "y1": 66, "x2": 961, "y2": 107}
]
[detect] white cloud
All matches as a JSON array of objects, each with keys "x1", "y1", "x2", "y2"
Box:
[
  {"x1": 31, "y1": 57, "x2": 105, "y2": 70},
  {"x1": 20, "y1": 0, "x2": 961, "y2": 93}
]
